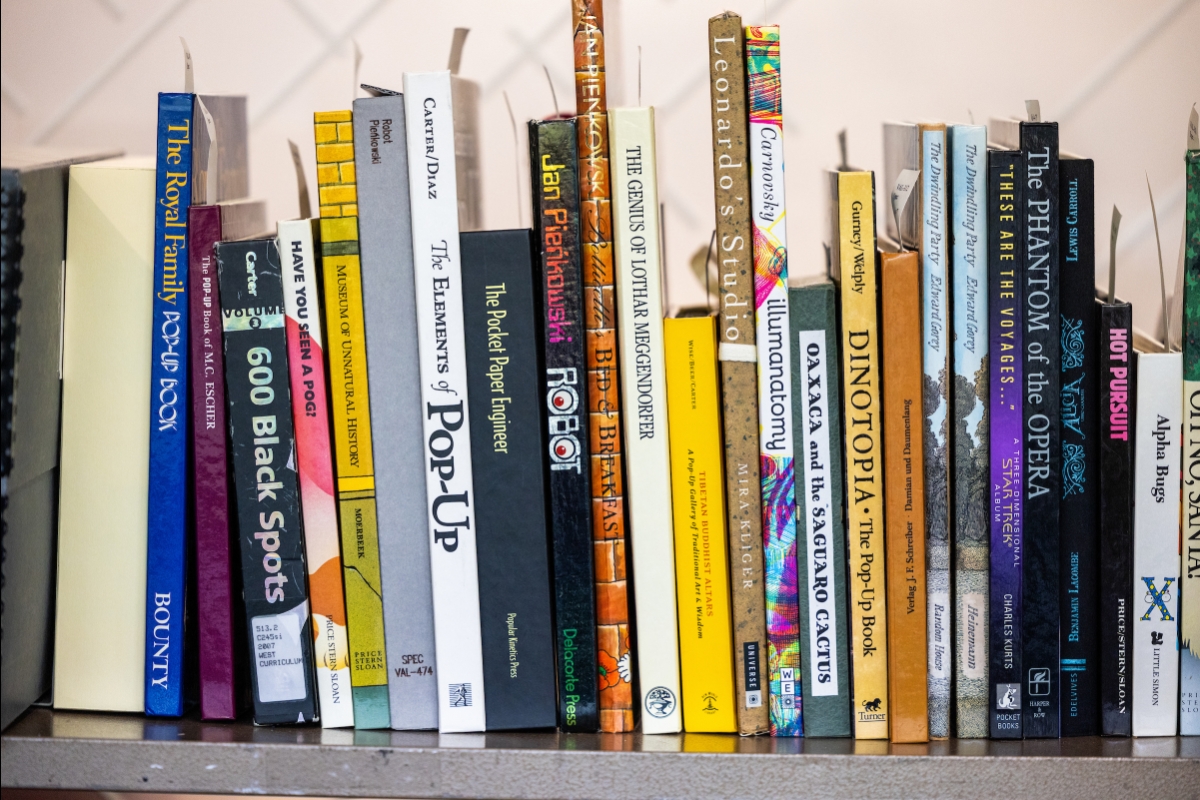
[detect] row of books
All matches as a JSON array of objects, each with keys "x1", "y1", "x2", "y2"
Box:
[{"x1": 13, "y1": 4, "x2": 1199, "y2": 739}]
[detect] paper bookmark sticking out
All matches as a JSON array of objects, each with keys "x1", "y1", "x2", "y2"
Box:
[
  {"x1": 1147, "y1": 175, "x2": 1170, "y2": 351},
  {"x1": 543, "y1": 65, "x2": 561, "y2": 118},
  {"x1": 1025, "y1": 99, "x2": 1041, "y2": 123},
  {"x1": 448, "y1": 28, "x2": 470, "y2": 75},
  {"x1": 1107, "y1": 205, "x2": 1122, "y2": 305},
  {"x1": 288, "y1": 140, "x2": 311, "y2": 220},
  {"x1": 891, "y1": 169, "x2": 920, "y2": 252},
  {"x1": 181, "y1": 37, "x2": 193, "y2": 94},
  {"x1": 1189, "y1": 103, "x2": 1198, "y2": 151},
  {"x1": 837, "y1": 128, "x2": 848, "y2": 171},
  {"x1": 196, "y1": 96, "x2": 217, "y2": 206}
]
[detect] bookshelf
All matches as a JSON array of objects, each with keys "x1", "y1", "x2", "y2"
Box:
[{"x1": 1, "y1": 709, "x2": 1196, "y2": 799}]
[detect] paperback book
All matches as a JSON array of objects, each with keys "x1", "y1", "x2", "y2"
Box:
[{"x1": 1182, "y1": 142, "x2": 1200, "y2": 735}]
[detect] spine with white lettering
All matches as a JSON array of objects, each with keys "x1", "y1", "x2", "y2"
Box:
[
  {"x1": 1132, "y1": 350, "x2": 1182, "y2": 736},
  {"x1": 145, "y1": 91, "x2": 194, "y2": 717},
  {"x1": 918, "y1": 123, "x2": 952, "y2": 738},
  {"x1": 529, "y1": 117, "x2": 600, "y2": 732},
  {"x1": 189, "y1": 204, "x2": 240, "y2": 720},
  {"x1": 216, "y1": 237, "x2": 318, "y2": 725},
  {"x1": 1019, "y1": 121, "x2": 1061, "y2": 738},
  {"x1": 278, "y1": 217, "x2": 354, "y2": 729},
  {"x1": 988, "y1": 147, "x2": 1024, "y2": 739},
  {"x1": 461, "y1": 229, "x2": 558, "y2": 731},
  {"x1": 1181, "y1": 146, "x2": 1200, "y2": 736},
  {"x1": 610, "y1": 107, "x2": 682, "y2": 733},
  {"x1": 790, "y1": 280, "x2": 852, "y2": 737},
  {"x1": 403, "y1": 71, "x2": 487, "y2": 733},
  {"x1": 747, "y1": 24, "x2": 801, "y2": 737},
  {"x1": 1098, "y1": 302, "x2": 1134, "y2": 736},
  {"x1": 949, "y1": 124, "x2": 989, "y2": 738},
  {"x1": 1057, "y1": 157, "x2": 1100, "y2": 736}
]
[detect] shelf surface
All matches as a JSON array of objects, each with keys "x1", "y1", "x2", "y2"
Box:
[{"x1": 2, "y1": 709, "x2": 1197, "y2": 799}]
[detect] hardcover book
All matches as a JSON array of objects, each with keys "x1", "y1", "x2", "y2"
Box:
[
  {"x1": 827, "y1": 169, "x2": 889, "y2": 739},
  {"x1": 610, "y1": 106, "x2": 682, "y2": 733},
  {"x1": 216, "y1": 237, "x2": 318, "y2": 725},
  {"x1": 278, "y1": 217, "x2": 354, "y2": 729},
  {"x1": 707, "y1": 11, "x2": 770, "y2": 736},
  {"x1": 403, "y1": 71, "x2": 487, "y2": 733},
  {"x1": 664, "y1": 313, "x2": 738, "y2": 733},
  {"x1": 1182, "y1": 144, "x2": 1200, "y2": 736},
  {"x1": 314, "y1": 109, "x2": 390, "y2": 729},
  {"x1": 747, "y1": 24, "x2": 801, "y2": 737},
  {"x1": 54, "y1": 158, "x2": 155, "y2": 713},
  {"x1": 529, "y1": 117, "x2": 599, "y2": 732},
  {"x1": 145, "y1": 91, "x2": 193, "y2": 717},
  {"x1": 789, "y1": 278, "x2": 852, "y2": 738},
  {"x1": 880, "y1": 250, "x2": 929, "y2": 744},
  {"x1": 1098, "y1": 302, "x2": 1134, "y2": 736},
  {"x1": 571, "y1": 0, "x2": 635, "y2": 731},
  {"x1": 987, "y1": 148, "x2": 1024, "y2": 739},
  {"x1": 948, "y1": 124, "x2": 989, "y2": 738},
  {"x1": 1057, "y1": 156, "x2": 1099, "y2": 736},
  {"x1": 462, "y1": 229, "x2": 558, "y2": 731},
  {"x1": 352, "y1": 95, "x2": 438, "y2": 731},
  {"x1": 1131, "y1": 350, "x2": 1182, "y2": 737}
]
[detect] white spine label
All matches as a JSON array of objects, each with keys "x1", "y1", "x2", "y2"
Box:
[{"x1": 253, "y1": 603, "x2": 308, "y2": 703}]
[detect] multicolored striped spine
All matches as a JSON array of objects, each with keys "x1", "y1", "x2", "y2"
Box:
[{"x1": 746, "y1": 24, "x2": 800, "y2": 737}]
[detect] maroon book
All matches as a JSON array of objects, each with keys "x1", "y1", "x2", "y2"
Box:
[{"x1": 188, "y1": 204, "x2": 238, "y2": 719}]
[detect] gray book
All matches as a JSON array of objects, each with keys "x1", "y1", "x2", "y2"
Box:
[{"x1": 352, "y1": 95, "x2": 438, "y2": 730}]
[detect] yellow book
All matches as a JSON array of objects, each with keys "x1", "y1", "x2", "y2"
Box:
[
  {"x1": 664, "y1": 314, "x2": 737, "y2": 733},
  {"x1": 830, "y1": 170, "x2": 889, "y2": 739},
  {"x1": 314, "y1": 110, "x2": 389, "y2": 729}
]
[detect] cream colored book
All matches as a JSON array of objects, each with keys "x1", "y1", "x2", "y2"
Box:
[
  {"x1": 53, "y1": 157, "x2": 155, "y2": 712},
  {"x1": 610, "y1": 106, "x2": 682, "y2": 733}
]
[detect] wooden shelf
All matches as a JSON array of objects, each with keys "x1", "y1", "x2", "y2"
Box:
[{"x1": 2, "y1": 709, "x2": 1197, "y2": 799}]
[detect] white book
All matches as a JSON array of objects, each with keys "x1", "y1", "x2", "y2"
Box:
[
  {"x1": 609, "y1": 106, "x2": 681, "y2": 733},
  {"x1": 54, "y1": 158, "x2": 155, "y2": 712},
  {"x1": 1132, "y1": 351, "x2": 1182, "y2": 736},
  {"x1": 403, "y1": 70, "x2": 486, "y2": 733}
]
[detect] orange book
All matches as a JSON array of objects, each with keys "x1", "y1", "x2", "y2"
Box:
[{"x1": 880, "y1": 250, "x2": 929, "y2": 743}]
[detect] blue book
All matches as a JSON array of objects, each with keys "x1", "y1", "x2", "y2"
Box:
[{"x1": 145, "y1": 91, "x2": 194, "y2": 716}]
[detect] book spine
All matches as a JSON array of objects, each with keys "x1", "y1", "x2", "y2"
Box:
[
  {"x1": 708, "y1": 12, "x2": 770, "y2": 736},
  {"x1": 530, "y1": 118, "x2": 599, "y2": 732},
  {"x1": 1020, "y1": 122, "x2": 1061, "y2": 738},
  {"x1": 790, "y1": 282, "x2": 852, "y2": 737},
  {"x1": 881, "y1": 251, "x2": 929, "y2": 743},
  {"x1": 1182, "y1": 147, "x2": 1200, "y2": 736},
  {"x1": 664, "y1": 315, "x2": 739, "y2": 733},
  {"x1": 314, "y1": 110, "x2": 390, "y2": 730},
  {"x1": 145, "y1": 91, "x2": 194, "y2": 717},
  {"x1": 403, "y1": 72, "x2": 487, "y2": 733},
  {"x1": 835, "y1": 171, "x2": 889, "y2": 739},
  {"x1": 1057, "y1": 158, "x2": 1100, "y2": 736},
  {"x1": 988, "y1": 150, "x2": 1024, "y2": 739},
  {"x1": 216, "y1": 237, "x2": 317, "y2": 724},
  {"x1": 278, "y1": 218, "x2": 354, "y2": 729},
  {"x1": 461, "y1": 230, "x2": 558, "y2": 731},
  {"x1": 746, "y1": 24, "x2": 800, "y2": 737},
  {"x1": 610, "y1": 107, "x2": 682, "y2": 733},
  {"x1": 352, "y1": 98, "x2": 439, "y2": 731},
  {"x1": 188, "y1": 204, "x2": 237, "y2": 720},
  {"x1": 1098, "y1": 303, "x2": 1134, "y2": 736},
  {"x1": 919, "y1": 124, "x2": 952, "y2": 738},
  {"x1": 1132, "y1": 352, "x2": 1182, "y2": 736},
  {"x1": 571, "y1": 1, "x2": 635, "y2": 732},
  {"x1": 949, "y1": 125, "x2": 989, "y2": 738}
]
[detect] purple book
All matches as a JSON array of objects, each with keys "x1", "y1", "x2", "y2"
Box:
[
  {"x1": 988, "y1": 148, "x2": 1024, "y2": 739},
  {"x1": 188, "y1": 204, "x2": 238, "y2": 720}
]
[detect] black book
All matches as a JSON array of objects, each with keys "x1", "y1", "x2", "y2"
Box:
[
  {"x1": 1057, "y1": 156, "x2": 1099, "y2": 736},
  {"x1": 462, "y1": 228, "x2": 558, "y2": 730},
  {"x1": 1098, "y1": 301, "x2": 1134, "y2": 736},
  {"x1": 987, "y1": 147, "x2": 1025, "y2": 739},
  {"x1": 528, "y1": 119, "x2": 599, "y2": 732},
  {"x1": 215, "y1": 238, "x2": 318, "y2": 725},
  {"x1": 1019, "y1": 121, "x2": 1061, "y2": 738}
]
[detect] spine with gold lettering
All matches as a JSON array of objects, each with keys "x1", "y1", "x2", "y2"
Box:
[
  {"x1": 708, "y1": 11, "x2": 770, "y2": 736},
  {"x1": 314, "y1": 109, "x2": 390, "y2": 729},
  {"x1": 571, "y1": 0, "x2": 634, "y2": 732}
]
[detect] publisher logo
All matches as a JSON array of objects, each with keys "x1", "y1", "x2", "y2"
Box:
[
  {"x1": 645, "y1": 686, "x2": 676, "y2": 719},
  {"x1": 996, "y1": 683, "x2": 1020, "y2": 710},
  {"x1": 701, "y1": 692, "x2": 719, "y2": 714},
  {"x1": 1027, "y1": 668, "x2": 1050, "y2": 696}
]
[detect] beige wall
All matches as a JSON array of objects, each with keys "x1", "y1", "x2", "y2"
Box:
[{"x1": 2, "y1": 0, "x2": 1197, "y2": 333}]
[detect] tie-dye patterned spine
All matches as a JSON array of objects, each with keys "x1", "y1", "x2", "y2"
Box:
[{"x1": 746, "y1": 25, "x2": 801, "y2": 737}]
